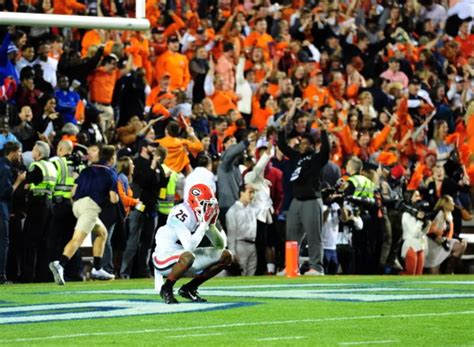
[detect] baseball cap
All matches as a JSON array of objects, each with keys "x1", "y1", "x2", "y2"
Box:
[
  {"x1": 390, "y1": 165, "x2": 405, "y2": 180},
  {"x1": 108, "y1": 53, "x2": 119, "y2": 61},
  {"x1": 7, "y1": 44, "x2": 18, "y2": 55},
  {"x1": 256, "y1": 137, "x2": 269, "y2": 149},
  {"x1": 167, "y1": 35, "x2": 179, "y2": 43},
  {"x1": 85, "y1": 103, "x2": 104, "y2": 118},
  {"x1": 152, "y1": 26, "x2": 165, "y2": 34},
  {"x1": 138, "y1": 138, "x2": 158, "y2": 152},
  {"x1": 157, "y1": 92, "x2": 175, "y2": 102}
]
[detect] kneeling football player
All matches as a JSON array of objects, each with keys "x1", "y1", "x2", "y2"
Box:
[{"x1": 152, "y1": 184, "x2": 232, "y2": 304}]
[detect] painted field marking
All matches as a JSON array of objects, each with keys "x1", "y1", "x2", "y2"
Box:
[
  {"x1": 62, "y1": 288, "x2": 474, "y2": 302},
  {"x1": 168, "y1": 333, "x2": 225, "y2": 339},
  {"x1": 1, "y1": 310, "x2": 474, "y2": 343},
  {"x1": 61, "y1": 286, "x2": 431, "y2": 295},
  {"x1": 412, "y1": 281, "x2": 474, "y2": 285},
  {"x1": 0, "y1": 300, "x2": 246, "y2": 325},
  {"x1": 257, "y1": 336, "x2": 306, "y2": 341},
  {"x1": 339, "y1": 340, "x2": 399, "y2": 345}
]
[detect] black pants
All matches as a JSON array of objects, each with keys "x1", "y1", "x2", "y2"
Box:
[
  {"x1": 21, "y1": 200, "x2": 53, "y2": 283},
  {"x1": 50, "y1": 201, "x2": 83, "y2": 280},
  {"x1": 336, "y1": 244, "x2": 354, "y2": 274},
  {"x1": 6, "y1": 212, "x2": 24, "y2": 281}
]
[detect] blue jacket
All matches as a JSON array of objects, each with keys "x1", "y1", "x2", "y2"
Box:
[
  {"x1": 0, "y1": 34, "x2": 19, "y2": 85},
  {"x1": 0, "y1": 157, "x2": 14, "y2": 219},
  {"x1": 54, "y1": 88, "x2": 80, "y2": 124}
]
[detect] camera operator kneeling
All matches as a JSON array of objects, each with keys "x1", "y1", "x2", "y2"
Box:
[{"x1": 424, "y1": 195, "x2": 467, "y2": 274}]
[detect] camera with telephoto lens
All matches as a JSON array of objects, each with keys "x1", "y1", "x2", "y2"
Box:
[
  {"x1": 70, "y1": 144, "x2": 88, "y2": 173},
  {"x1": 397, "y1": 200, "x2": 431, "y2": 221}
]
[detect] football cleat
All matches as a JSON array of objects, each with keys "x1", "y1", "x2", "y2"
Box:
[
  {"x1": 91, "y1": 268, "x2": 115, "y2": 280},
  {"x1": 178, "y1": 286, "x2": 207, "y2": 303},
  {"x1": 49, "y1": 261, "x2": 65, "y2": 285},
  {"x1": 160, "y1": 286, "x2": 179, "y2": 304}
]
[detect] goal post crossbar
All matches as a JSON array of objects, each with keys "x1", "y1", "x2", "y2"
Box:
[{"x1": 0, "y1": 0, "x2": 149, "y2": 31}]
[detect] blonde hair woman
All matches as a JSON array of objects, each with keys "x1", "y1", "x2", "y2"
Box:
[
  {"x1": 424, "y1": 195, "x2": 466, "y2": 274},
  {"x1": 427, "y1": 120, "x2": 453, "y2": 165}
]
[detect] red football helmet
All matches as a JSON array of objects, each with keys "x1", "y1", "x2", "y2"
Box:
[{"x1": 187, "y1": 184, "x2": 218, "y2": 222}]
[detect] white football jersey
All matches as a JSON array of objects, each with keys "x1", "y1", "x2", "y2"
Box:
[{"x1": 154, "y1": 202, "x2": 203, "y2": 254}]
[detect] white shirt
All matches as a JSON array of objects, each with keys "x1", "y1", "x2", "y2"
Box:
[
  {"x1": 244, "y1": 152, "x2": 274, "y2": 223},
  {"x1": 154, "y1": 202, "x2": 225, "y2": 254},
  {"x1": 183, "y1": 167, "x2": 216, "y2": 200},
  {"x1": 226, "y1": 200, "x2": 258, "y2": 254},
  {"x1": 236, "y1": 57, "x2": 253, "y2": 114},
  {"x1": 401, "y1": 212, "x2": 427, "y2": 257},
  {"x1": 34, "y1": 57, "x2": 58, "y2": 88},
  {"x1": 322, "y1": 203, "x2": 340, "y2": 250}
]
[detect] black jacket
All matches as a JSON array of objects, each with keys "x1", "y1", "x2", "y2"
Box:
[
  {"x1": 132, "y1": 156, "x2": 168, "y2": 213},
  {"x1": 277, "y1": 129, "x2": 330, "y2": 200}
]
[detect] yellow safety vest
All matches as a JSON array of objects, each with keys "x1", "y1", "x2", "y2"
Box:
[
  {"x1": 29, "y1": 160, "x2": 57, "y2": 199},
  {"x1": 348, "y1": 175, "x2": 375, "y2": 198},
  {"x1": 50, "y1": 156, "x2": 76, "y2": 199},
  {"x1": 157, "y1": 164, "x2": 178, "y2": 215}
]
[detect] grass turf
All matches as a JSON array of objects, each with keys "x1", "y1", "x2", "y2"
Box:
[{"x1": 0, "y1": 275, "x2": 474, "y2": 346}]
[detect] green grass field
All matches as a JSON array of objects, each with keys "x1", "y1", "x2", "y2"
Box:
[{"x1": 1, "y1": 275, "x2": 474, "y2": 346}]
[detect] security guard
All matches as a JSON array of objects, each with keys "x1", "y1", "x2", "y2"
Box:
[
  {"x1": 156, "y1": 146, "x2": 180, "y2": 230},
  {"x1": 343, "y1": 156, "x2": 377, "y2": 275},
  {"x1": 21, "y1": 141, "x2": 57, "y2": 283},
  {"x1": 49, "y1": 140, "x2": 84, "y2": 281}
]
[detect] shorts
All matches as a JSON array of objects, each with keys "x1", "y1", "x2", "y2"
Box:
[
  {"x1": 152, "y1": 247, "x2": 224, "y2": 276},
  {"x1": 72, "y1": 197, "x2": 106, "y2": 235}
]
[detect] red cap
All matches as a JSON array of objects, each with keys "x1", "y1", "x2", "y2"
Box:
[{"x1": 390, "y1": 165, "x2": 405, "y2": 180}]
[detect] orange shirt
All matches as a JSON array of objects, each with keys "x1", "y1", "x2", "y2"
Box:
[
  {"x1": 303, "y1": 85, "x2": 334, "y2": 109},
  {"x1": 156, "y1": 135, "x2": 203, "y2": 173},
  {"x1": 88, "y1": 67, "x2": 119, "y2": 104},
  {"x1": 251, "y1": 96, "x2": 273, "y2": 132},
  {"x1": 81, "y1": 31, "x2": 114, "y2": 57},
  {"x1": 155, "y1": 50, "x2": 190, "y2": 90},
  {"x1": 118, "y1": 179, "x2": 139, "y2": 216},
  {"x1": 54, "y1": 0, "x2": 86, "y2": 15},
  {"x1": 244, "y1": 31, "x2": 274, "y2": 60},
  {"x1": 210, "y1": 90, "x2": 238, "y2": 116},
  {"x1": 126, "y1": 37, "x2": 150, "y2": 69}
]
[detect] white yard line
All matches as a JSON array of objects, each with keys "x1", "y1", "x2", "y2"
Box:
[
  {"x1": 339, "y1": 340, "x2": 399, "y2": 345},
  {"x1": 1, "y1": 310, "x2": 474, "y2": 343},
  {"x1": 167, "y1": 333, "x2": 225, "y2": 339},
  {"x1": 257, "y1": 336, "x2": 306, "y2": 341}
]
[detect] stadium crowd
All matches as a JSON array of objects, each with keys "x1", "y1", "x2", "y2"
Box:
[{"x1": 0, "y1": 0, "x2": 474, "y2": 285}]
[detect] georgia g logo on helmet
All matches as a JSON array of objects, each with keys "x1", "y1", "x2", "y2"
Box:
[{"x1": 191, "y1": 187, "x2": 201, "y2": 197}]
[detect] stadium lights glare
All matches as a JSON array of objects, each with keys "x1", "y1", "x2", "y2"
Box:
[{"x1": 0, "y1": 0, "x2": 149, "y2": 31}]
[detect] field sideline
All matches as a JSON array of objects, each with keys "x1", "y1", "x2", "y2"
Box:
[{"x1": 1, "y1": 275, "x2": 474, "y2": 346}]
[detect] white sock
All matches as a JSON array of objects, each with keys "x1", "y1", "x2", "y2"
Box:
[{"x1": 267, "y1": 263, "x2": 275, "y2": 273}]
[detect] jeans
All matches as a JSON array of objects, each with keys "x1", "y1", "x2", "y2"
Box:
[{"x1": 120, "y1": 210, "x2": 156, "y2": 277}]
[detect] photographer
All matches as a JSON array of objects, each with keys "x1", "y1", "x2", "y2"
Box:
[
  {"x1": 321, "y1": 185, "x2": 343, "y2": 275},
  {"x1": 425, "y1": 195, "x2": 467, "y2": 274},
  {"x1": 380, "y1": 164, "x2": 406, "y2": 272},
  {"x1": 337, "y1": 199, "x2": 364, "y2": 275},
  {"x1": 400, "y1": 190, "x2": 431, "y2": 275}
]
